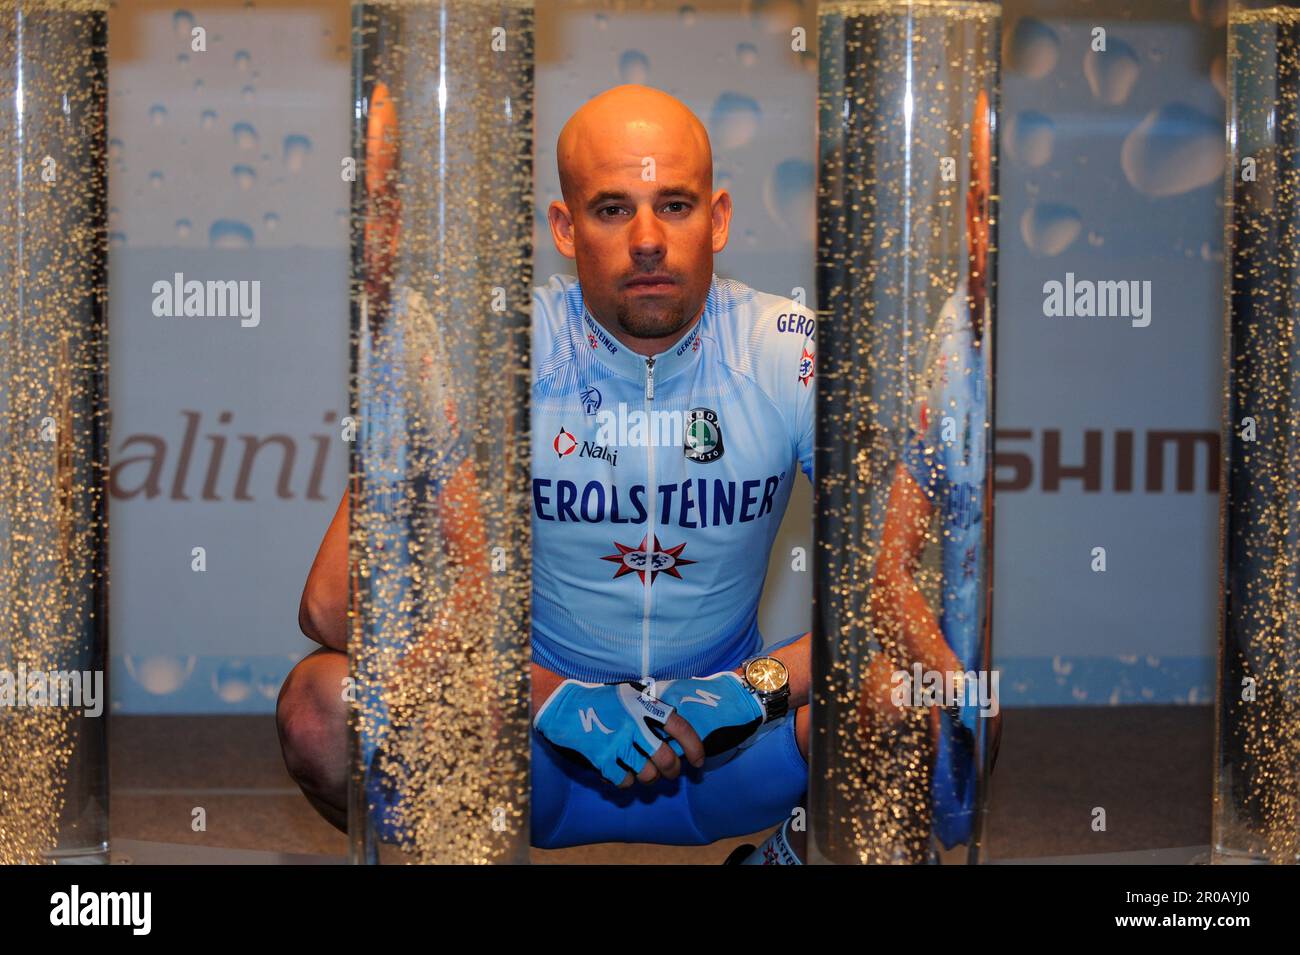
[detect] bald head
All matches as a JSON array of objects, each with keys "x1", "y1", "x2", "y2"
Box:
[
  {"x1": 557, "y1": 85, "x2": 713, "y2": 209},
  {"x1": 547, "y1": 85, "x2": 730, "y2": 356}
]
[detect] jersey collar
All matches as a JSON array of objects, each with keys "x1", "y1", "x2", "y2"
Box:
[{"x1": 576, "y1": 276, "x2": 715, "y2": 386}]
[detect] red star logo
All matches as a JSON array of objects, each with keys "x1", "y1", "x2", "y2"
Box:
[
  {"x1": 799, "y1": 345, "x2": 815, "y2": 387},
  {"x1": 588, "y1": 333, "x2": 599, "y2": 349},
  {"x1": 601, "y1": 534, "x2": 696, "y2": 584}
]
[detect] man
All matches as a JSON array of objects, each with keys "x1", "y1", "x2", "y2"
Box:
[
  {"x1": 281, "y1": 84, "x2": 815, "y2": 863},
  {"x1": 869, "y1": 89, "x2": 996, "y2": 853}
]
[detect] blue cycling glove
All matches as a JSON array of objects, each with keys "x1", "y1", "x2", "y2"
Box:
[
  {"x1": 654, "y1": 671, "x2": 765, "y2": 757},
  {"x1": 533, "y1": 679, "x2": 678, "y2": 785}
]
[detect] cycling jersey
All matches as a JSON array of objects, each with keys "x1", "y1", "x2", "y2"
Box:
[
  {"x1": 903, "y1": 280, "x2": 989, "y2": 646},
  {"x1": 902, "y1": 280, "x2": 990, "y2": 849},
  {"x1": 530, "y1": 272, "x2": 816, "y2": 683}
]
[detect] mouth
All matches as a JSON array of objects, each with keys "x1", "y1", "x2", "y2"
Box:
[{"x1": 625, "y1": 274, "x2": 676, "y2": 293}]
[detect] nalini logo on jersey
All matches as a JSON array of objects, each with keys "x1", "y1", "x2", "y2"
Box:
[
  {"x1": 799, "y1": 345, "x2": 815, "y2": 387},
  {"x1": 554, "y1": 428, "x2": 577, "y2": 458},
  {"x1": 554, "y1": 427, "x2": 619, "y2": 466},
  {"x1": 684, "y1": 407, "x2": 724, "y2": 463}
]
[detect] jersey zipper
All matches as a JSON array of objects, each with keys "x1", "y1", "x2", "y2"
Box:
[{"x1": 641, "y1": 355, "x2": 656, "y2": 680}]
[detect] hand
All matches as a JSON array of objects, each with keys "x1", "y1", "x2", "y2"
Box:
[
  {"x1": 654, "y1": 671, "x2": 765, "y2": 758},
  {"x1": 533, "y1": 679, "x2": 704, "y2": 788}
]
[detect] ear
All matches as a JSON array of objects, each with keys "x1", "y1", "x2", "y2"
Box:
[
  {"x1": 548, "y1": 200, "x2": 576, "y2": 260},
  {"x1": 711, "y1": 188, "x2": 733, "y2": 254}
]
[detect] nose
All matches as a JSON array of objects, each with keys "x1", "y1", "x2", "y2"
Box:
[{"x1": 628, "y1": 205, "x2": 666, "y2": 261}]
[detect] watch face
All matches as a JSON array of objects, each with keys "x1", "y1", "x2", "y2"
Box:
[{"x1": 746, "y1": 657, "x2": 788, "y2": 693}]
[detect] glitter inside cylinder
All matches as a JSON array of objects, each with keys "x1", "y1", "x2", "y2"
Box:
[
  {"x1": 0, "y1": 0, "x2": 110, "y2": 865},
  {"x1": 811, "y1": 0, "x2": 999, "y2": 864},
  {"x1": 1216, "y1": 0, "x2": 1300, "y2": 865},
  {"x1": 347, "y1": 0, "x2": 533, "y2": 864}
]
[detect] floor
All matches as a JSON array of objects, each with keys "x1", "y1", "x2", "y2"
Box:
[{"x1": 107, "y1": 705, "x2": 1214, "y2": 864}]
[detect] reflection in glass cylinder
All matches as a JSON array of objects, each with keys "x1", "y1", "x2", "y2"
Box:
[
  {"x1": 0, "y1": 0, "x2": 110, "y2": 864},
  {"x1": 348, "y1": 0, "x2": 533, "y2": 864},
  {"x1": 1218, "y1": 0, "x2": 1300, "y2": 864},
  {"x1": 812, "y1": 0, "x2": 999, "y2": 864}
]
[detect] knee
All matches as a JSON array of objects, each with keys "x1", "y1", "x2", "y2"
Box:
[{"x1": 276, "y1": 652, "x2": 347, "y2": 794}]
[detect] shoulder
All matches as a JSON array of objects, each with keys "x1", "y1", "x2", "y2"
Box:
[
  {"x1": 532, "y1": 272, "x2": 581, "y2": 379},
  {"x1": 707, "y1": 275, "x2": 816, "y2": 397}
]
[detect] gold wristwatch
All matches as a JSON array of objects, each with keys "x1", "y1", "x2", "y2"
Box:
[{"x1": 740, "y1": 655, "x2": 790, "y2": 723}]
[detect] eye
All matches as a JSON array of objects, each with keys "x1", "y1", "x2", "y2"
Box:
[
  {"x1": 598, "y1": 205, "x2": 627, "y2": 218},
  {"x1": 663, "y1": 201, "x2": 689, "y2": 213}
]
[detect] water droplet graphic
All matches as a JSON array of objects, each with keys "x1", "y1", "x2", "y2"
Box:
[
  {"x1": 1083, "y1": 37, "x2": 1139, "y2": 105},
  {"x1": 762, "y1": 158, "x2": 814, "y2": 232},
  {"x1": 1007, "y1": 17, "x2": 1059, "y2": 79},
  {"x1": 1121, "y1": 103, "x2": 1223, "y2": 198},
  {"x1": 213, "y1": 660, "x2": 253, "y2": 704},
  {"x1": 173, "y1": 9, "x2": 195, "y2": 38},
  {"x1": 283, "y1": 134, "x2": 312, "y2": 173},
  {"x1": 619, "y1": 50, "x2": 649, "y2": 85},
  {"x1": 125, "y1": 655, "x2": 196, "y2": 695},
  {"x1": 232, "y1": 121, "x2": 258, "y2": 150},
  {"x1": 1020, "y1": 202, "x2": 1081, "y2": 256},
  {"x1": 210, "y1": 219, "x2": 254, "y2": 248},
  {"x1": 710, "y1": 92, "x2": 761, "y2": 150},
  {"x1": 1008, "y1": 111, "x2": 1054, "y2": 167}
]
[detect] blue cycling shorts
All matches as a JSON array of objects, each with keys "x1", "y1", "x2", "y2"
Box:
[{"x1": 530, "y1": 631, "x2": 809, "y2": 849}]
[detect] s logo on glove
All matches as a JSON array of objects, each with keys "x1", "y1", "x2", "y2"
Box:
[{"x1": 655, "y1": 672, "x2": 764, "y2": 757}]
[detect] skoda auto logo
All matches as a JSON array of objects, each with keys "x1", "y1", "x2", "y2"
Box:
[{"x1": 684, "y1": 408, "x2": 724, "y2": 463}]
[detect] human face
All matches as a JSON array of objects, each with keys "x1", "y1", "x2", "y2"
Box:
[{"x1": 550, "y1": 148, "x2": 730, "y2": 351}]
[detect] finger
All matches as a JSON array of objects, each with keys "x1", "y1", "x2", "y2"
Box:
[
  {"x1": 664, "y1": 713, "x2": 705, "y2": 768},
  {"x1": 648, "y1": 739, "x2": 681, "y2": 780},
  {"x1": 636, "y1": 758, "x2": 661, "y2": 786}
]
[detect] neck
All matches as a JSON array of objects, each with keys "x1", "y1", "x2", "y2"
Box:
[{"x1": 594, "y1": 303, "x2": 706, "y2": 358}]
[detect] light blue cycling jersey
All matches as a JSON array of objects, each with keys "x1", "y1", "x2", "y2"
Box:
[
  {"x1": 901, "y1": 281, "x2": 990, "y2": 849},
  {"x1": 530, "y1": 272, "x2": 816, "y2": 684},
  {"x1": 902, "y1": 281, "x2": 988, "y2": 664}
]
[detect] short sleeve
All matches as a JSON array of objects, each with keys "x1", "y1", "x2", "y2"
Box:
[
  {"x1": 386, "y1": 286, "x2": 469, "y2": 497},
  {"x1": 795, "y1": 330, "x2": 815, "y2": 482},
  {"x1": 902, "y1": 295, "x2": 961, "y2": 499},
  {"x1": 753, "y1": 301, "x2": 816, "y2": 483}
]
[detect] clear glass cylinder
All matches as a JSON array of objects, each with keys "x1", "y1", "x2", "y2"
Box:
[
  {"x1": 347, "y1": 0, "x2": 534, "y2": 864},
  {"x1": 812, "y1": 0, "x2": 999, "y2": 864},
  {"x1": 1217, "y1": 0, "x2": 1300, "y2": 865},
  {"x1": 0, "y1": 0, "x2": 110, "y2": 864}
]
